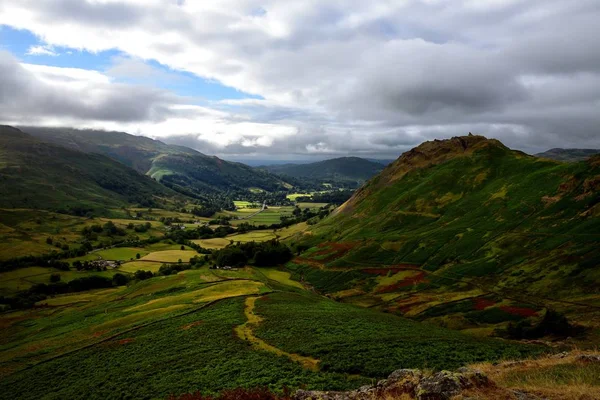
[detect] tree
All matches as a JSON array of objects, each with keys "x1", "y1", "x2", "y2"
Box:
[
  {"x1": 136, "y1": 253, "x2": 141, "y2": 259},
  {"x1": 49, "y1": 273, "x2": 61, "y2": 283},
  {"x1": 180, "y1": 245, "x2": 185, "y2": 251},
  {"x1": 46, "y1": 237, "x2": 53, "y2": 245},
  {"x1": 112, "y1": 273, "x2": 129, "y2": 286}
]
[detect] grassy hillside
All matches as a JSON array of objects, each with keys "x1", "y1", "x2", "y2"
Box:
[
  {"x1": 262, "y1": 157, "x2": 383, "y2": 184},
  {"x1": 536, "y1": 148, "x2": 599, "y2": 162},
  {"x1": 23, "y1": 126, "x2": 293, "y2": 196},
  {"x1": 0, "y1": 126, "x2": 175, "y2": 214},
  {"x1": 294, "y1": 135, "x2": 600, "y2": 333},
  {"x1": 0, "y1": 263, "x2": 541, "y2": 400}
]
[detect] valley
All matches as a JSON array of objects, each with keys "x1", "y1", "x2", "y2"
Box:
[{"x1": 1, "y1": 129, "x2": 599, "y2": 399}]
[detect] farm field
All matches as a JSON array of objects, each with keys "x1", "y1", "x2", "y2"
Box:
[
  {"x1": 0, "y1": 263, "x2": 544, "y2": 400},
  {"x1": 191, "y1": 238, "x2": 231, "y2": 249},
  {"x1": 140, "y1": 250, "x2": 198, "y2": 263},
  {"x1": 93, "y1": 247, "x2": 149, "y2": 261},
  {"x1": 0, "y1": 266, "x2": 115, "y2": 296},
  {"x1": 118, "y1": 261, "x2": 163, "y2": 274}
]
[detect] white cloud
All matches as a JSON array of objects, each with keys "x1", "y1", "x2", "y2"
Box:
[
  {"x1": 25, "y1": 44, "x2": 58, "y2": 56},
  {"x1": 1, "y1": 0, "x2": 600, "y2": 157}
]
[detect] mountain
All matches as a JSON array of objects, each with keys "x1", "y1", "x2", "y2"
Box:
[
  {"x1": 536, "y1": 148, "x2": 599, "y2": 162},
  {"x1": 22, "y1": 127, "x2": 293, "y2": 198},
  {"x1": 0, "y1": 126, "x2": 175, "y2": 214},
  {"x1": 261, "y1": 156, "x2": 384, "y2": 184},
  {"x1": 294, "y1": 134, "x2": 600, "y2": 330}
]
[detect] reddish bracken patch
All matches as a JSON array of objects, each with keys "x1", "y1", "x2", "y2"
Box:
[
  {"x1": 500, "y1": 306, "x2": 538, "y2": 318},
  {"x1": 92, "y1": 329, "x2": 109, "y2": 338},
  {"x1": 181, "y1": 321, "x2": 204, "y2": 331},
  {"x1": 311, "y1": 242, "x2": 357, "y2": 262},
  {"x1": 473, "y1": 298, "x2": 497, "y2": 310},
  {"x1": 376, "y1": 272, "x2": 427, "y2": 293},
  {"x1": 118, "y1": 338, "x2": 135, "y2": 345}
]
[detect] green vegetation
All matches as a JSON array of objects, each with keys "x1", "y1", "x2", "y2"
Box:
[
  {"x1": 0, "y1": 126, "x2": 175, "y2": 214},
  {"x1": 295, "y1": 135, "x2": 600, "y2": 334}
]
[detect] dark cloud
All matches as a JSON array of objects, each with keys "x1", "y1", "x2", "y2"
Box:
[{"x1": 1, "y1": 1, "x2": 600, "y2": 157}]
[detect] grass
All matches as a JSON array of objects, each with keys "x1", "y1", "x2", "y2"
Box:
[
  {"x1": 259, "y1": 269, "x2": 305, "y2": 290},
  {"x1": 0, "y1": 298, "x2": 366, "y2": 400},
  {"x1": 235, "y1": 296, "x2": 319, "y2": 371},
  {"x1": 0, "y1": 258, "x2": 549, "y2": 399},
  {"x1": 118, "y1": 261, "x2": 164, "y2": 273},
  {"x1": 192, "y1": 238, "x2": 231, "y2": 249},
  {"x1": 140, "y1": 250, "x2": 198, "y2": 263},
  {"x1": 94, "y1": 247, "x2": 149, "y2": 261},
  {"x1": 471, "y1": 350, "x2": 600, "y2": 400},
  {"x1": 253, "y1": 291, "x2": 544, "y2": 377},
  {"x1": 228, "y1": 231, "x2": 278, "y2": 243}
]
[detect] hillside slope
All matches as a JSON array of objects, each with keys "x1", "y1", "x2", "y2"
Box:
[
  {"x1": 23, "y1": 127, "x2": 292, "y2": 197},
  {"x1": 294, "y1": 134, "x2": 600, "y2": 333},
  {"x1": 536, "y1": 148, "x2": 599, "y2": 162},
  {"x1": 261, "y1": 157, "x2": 384, "y2": 184},
  {"x1": 0, "y1": 126, "x2": 174, "y2": 213}
]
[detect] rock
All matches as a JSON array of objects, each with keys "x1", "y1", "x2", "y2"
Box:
[
  {"x1": 416, "y1": 371, "x2": 465, "y2": 400},
  {"x1": 551, "y1": 351, "x2": 569, "y2": 359},
  {"x1": 576, "y1": 354, "x2": 600, "y2": 363},
  {"x1": 380, "y1": 368, "x2": 423, "y2": 397},
  {"x1": 455, "y1": 368, "x2": 490, "y2": 388}
]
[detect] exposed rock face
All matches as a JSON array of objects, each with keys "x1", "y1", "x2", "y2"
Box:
[{"x1": 293, "y1": 367, "x2": 490, "y2": 400}]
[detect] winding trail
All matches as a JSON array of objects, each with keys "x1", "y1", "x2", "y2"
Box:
[{"x1": 235, "y1": 296, "x2": 320, "y2": 371}]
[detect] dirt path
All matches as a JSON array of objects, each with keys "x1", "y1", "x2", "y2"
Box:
[{"x1": 235, "y1": 296, "x2": 319, "y2": 371}]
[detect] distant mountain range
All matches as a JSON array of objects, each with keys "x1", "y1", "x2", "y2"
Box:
[
  {"x1": 0, "y1": 126, "x2": 174, "y2": 213},
  {"x1": 535, "y1": 148, "x2": 599, "y2": 162},
  {"x1": 260, "y1": 156, "x2": 385, "y2": 184}
]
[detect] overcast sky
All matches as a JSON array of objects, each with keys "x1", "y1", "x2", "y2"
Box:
[{"x1": 1, "y1": 0, "x2": 599, "y2": 160}]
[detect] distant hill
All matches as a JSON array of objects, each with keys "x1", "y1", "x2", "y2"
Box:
[
  {"x1": 535, "y1": 148, "x2": 599, "y2": 162},
  {"x1": 296, "y1": 134, "x2": 600, "y2": 329},
  {"x1": 0, "y1": 126, "x2": 174, "y2": 214},
  {"x1": 23, "y1": 127, "x2": 293, "y2": 198},
  {"x1": 261, "y1": 157, "x2": 384, "y2": 184}
]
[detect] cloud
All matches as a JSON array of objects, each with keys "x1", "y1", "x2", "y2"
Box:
[
  {"x1": 1, "y1": 1, "x2": 600, "y2": 158},
  {"x1": 26, "y1": 45, "x2": 58, "y2": 56}
]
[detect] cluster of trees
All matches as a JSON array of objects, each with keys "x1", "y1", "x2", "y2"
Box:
[
  {"x1": 126, "y1": 222, "x2": 152, "y2": 233},
  {"x1": 498, "y1": 309, "x2": 584, "y2": 339},
  {"x1": 0, "y1": 245, "x2": 90, "y2": 272},
  {"x1": 294, "y1": 190, "x2": 354, "y2": 204},
  {"x1": 82, "y1": 221, "x2": 127, "y2": 240},
  {"x1": 0, "y1": 275, "x2": 123, "y2": 309},
  {"x1": 212, "y1": 240, "x2": 292, "y2": 268}
]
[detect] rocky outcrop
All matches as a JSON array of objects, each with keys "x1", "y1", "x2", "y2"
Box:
[{"x1": 294, "y1": 367, "x2": 491, "y2": 400}]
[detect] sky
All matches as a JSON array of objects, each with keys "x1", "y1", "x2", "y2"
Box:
[{"x1": 0, "y1": 0, "x2": 599, "y2": 161}]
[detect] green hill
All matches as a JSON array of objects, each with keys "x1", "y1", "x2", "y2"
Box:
[
  {"x1": 294, "y1": 134, "x2": 600, "y2": 332},
  {"x1": 261, "y1": 157, "x2": 384, "y2": 185},
  {"x1": 535, "y1": 148, "x2": 599, "y2": 162},
  {"x1": 23, "y1": 127, "x2": 293, "y2": 197},
  {"x1": 0, "y1": 126, "x2": 175, "y2": 214}
]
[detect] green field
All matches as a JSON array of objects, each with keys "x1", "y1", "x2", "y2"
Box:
[
  {"x1": 140, "y1": 250, "x2": 198, "y2": 263},
  {"x1": 0, "y1": 263, "x2": 543, "y2": 400},
  {"x1": 94, "y1": 247, "x2": 149, "y2": 261},
  {"x1": 118, "y1": 261, "x2": 164, "y2": 274},
  {"x1": 192, "y1": 238, "x2": 231, "y2": 249}
]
